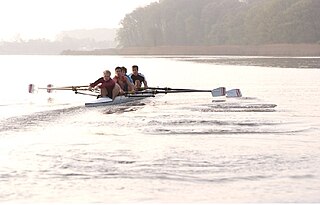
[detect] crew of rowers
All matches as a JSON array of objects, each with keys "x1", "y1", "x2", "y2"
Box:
[{"x1": 88, "y1": 65, "x2": 148, "y2": 100}]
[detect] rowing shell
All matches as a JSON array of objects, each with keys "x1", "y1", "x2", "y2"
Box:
[
  {"x1": 84, "y1": 93, "x2": 155, "y2": 107},
  {"x1": 28, "y1": 84, "x2": 238, "y2": 107}
]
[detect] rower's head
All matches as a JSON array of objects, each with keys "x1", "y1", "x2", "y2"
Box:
[
  {"x1": 121, "y1": 66, "x2": 127, "y2": 75},
  {"x1": 132, "y1": 65, "x2": 139, "y2": 75},
  {"x1": 115, "y1": 66, "x2": 123, "y2": 76},
  {"x1": 103, "y1": 70, "x2": 111, "y2": 80}
]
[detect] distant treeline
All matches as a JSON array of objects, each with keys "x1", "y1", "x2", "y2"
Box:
[
  {"x1": 62, "y1": 44, "x2": 320, "y2": 56},
  {"x1": 0, "y1": 38, "x2": 115, "y2": 55},
  {"x1": 0, "y1": 28, "x2": 117, "y2": 55},
  {"x1": 116, "y1": 0, "x2": 320, "y2": 47}
]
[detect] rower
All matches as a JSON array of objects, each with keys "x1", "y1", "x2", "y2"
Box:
[
  {"x1": 88, "y1": 70, "x2": 121, "y2": 100},
  {"x1": 121, "y1": 66, "x2": 133, "y2": 84},
  {"x1": 113, "y1": 66, "x2": 135, "y2": 93},
  {"x1": 129, "y1": 65, "x2": 148, "y2": 91}
]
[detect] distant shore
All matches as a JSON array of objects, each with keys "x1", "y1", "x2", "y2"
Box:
[{"x1": 61, "y1": 44, "x2": 320, "y2": 56}]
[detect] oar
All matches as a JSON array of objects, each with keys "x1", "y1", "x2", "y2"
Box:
[
  {"x1": 39, "y1": 85, "x2": 87, "y2": 89},
  {"x1": 74, "y1": 91, "x2": 100, "y2": 97},
  {"x1": 125, "y1": 93, "x2": 156, "y2": 98},
  {"x1": 53, "y1": 85, "x2": 88, "y2": 89},
  {"x1": 148, "y1": 87, "x2": 243, "y2": 97},
  {"x1": 147, "y1": 86, "x2": 227, "y2": 96},
  {"x1": 148, "y1": 86, "x2": 202, "y2": 91},
  {"x1": 38, "y1": 85, "x2": 88, "y2": 92},
  {"x1": 131, "y1": 87, "x2": 226, "y2": 97},
  {"x1": 40, "y1": 87, "x2": 90, "y2": 91},
  {"x1": 29, "y1": 84, "x2": 89, "y2": 93}
]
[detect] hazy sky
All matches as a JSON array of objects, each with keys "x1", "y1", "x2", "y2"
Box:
[{"x1": 0, "y1": 0, "x2": 158, "y2": 41}]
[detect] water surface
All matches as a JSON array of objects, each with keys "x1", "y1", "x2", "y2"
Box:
[{"x1": 0, "y1": 55, "x2": 319, "y2": 203}]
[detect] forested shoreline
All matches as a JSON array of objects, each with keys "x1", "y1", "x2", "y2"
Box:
[
  {"x1": 2, "y1": 0, "x2": 320, "y2": 56},
  {"x1": 63, "y1": 0, "x2": 320, "y2": 56},
  {"x1": 62, "y1": 44, "x2": 320, "y2": 56},
  {"x1": 116, "y1": 0, "x2": 320, "y2": 47}
]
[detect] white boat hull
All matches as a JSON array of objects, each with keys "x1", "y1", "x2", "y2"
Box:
[{"x1": 85, "y1": 94, "x2": 154, "y2": 107}]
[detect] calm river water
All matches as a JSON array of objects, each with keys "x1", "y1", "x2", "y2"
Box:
[{"x1": 0, "y1": 55, "x2": 319, "y2": 203}]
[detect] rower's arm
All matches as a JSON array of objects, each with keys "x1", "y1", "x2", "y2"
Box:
[{"x1": 143, "y1": 80, "x2": 148, "y2": 88}]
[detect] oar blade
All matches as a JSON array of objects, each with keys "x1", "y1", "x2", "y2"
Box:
[
  {"x1": 46, "y1": 84, "x2": 54, "y2": 93},
  {"x1": 226, "y1": 89, "x2": 242, "y2": 97},
  {"x1": 211, "y1": 87, "x2": 226, "y2": 97},
  {"x1": 37, "y1": 84, "x2": 57, "y2": 93},
  {"x1": 28, "y1": 83, "x2": 55, "y2": 93},
  {"x1": 28, "y1": 84, "x2": 35, "y2": 93}
]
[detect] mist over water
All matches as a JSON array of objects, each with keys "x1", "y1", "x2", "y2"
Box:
[{"x1": 0, "y1": 55, "x2": 320, "y2": 203}]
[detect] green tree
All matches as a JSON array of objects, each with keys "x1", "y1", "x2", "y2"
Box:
[{"x1": 116, "y1": 0, "x2": 320, "y2": 47}]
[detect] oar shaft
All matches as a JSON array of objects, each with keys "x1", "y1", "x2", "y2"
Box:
[
  {"x1": 130, "y1": 89, "x2": 211, "y2": 95},
  {"x1": 125, "y1": 94, "x2": 155, "y2": 98},
  {"x1": 53, "y1": 85, "x2": 88, "y2": 89},
  {"x1": 155, "y1": 90, "x2": 211, "y2": 93},
  {"x1": 74, "y1": 91, "x2": 99, "y2": 97},
  {"x1": 38, "y1": 85, "x2": 88, "y2": 89},
  {"x1": 133, "y1": 87, "x2": 226, "y2": 97},
  {"x1": 38, "y1": 87, "x2": 71, "y2": 90},
  {"x1": 148, "y1": 87, "x2": 198, "y2": 91}
]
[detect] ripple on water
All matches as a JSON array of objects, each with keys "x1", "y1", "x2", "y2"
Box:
[{"x1": 137, "y1": 96, "x2": 314, "y2": 136}]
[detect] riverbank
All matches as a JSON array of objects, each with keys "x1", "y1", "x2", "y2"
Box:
[{"x1": 61, "y1": 44, "x2": 320, "y2": 56}]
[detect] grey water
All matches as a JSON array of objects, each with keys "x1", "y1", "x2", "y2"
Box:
[{"x1": 0, "y1": 55, "x2": 320, "y2": 203}]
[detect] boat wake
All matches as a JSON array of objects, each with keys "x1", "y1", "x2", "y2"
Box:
[
  {"x1": 0, "y1": 106, "x2": 85, "y2": 134},
  {"x1": 143, "y1": 116, "x2": 309, "y2": 135},
  {"x1": 205, "y1": 97, "x2": 277, "y2": 112},
  {"x1": 144, "y1": 127, "x2": 308, "y2": 135},
  {"x1": 141, "y1": 97, "x2": 311, "y2": 136},
  {"x1": 143, "y1": 114, "x2": 308, "y2": 135},
  {"x1": 197, "y1": 103, "x2": 277, "y2": 112}
]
